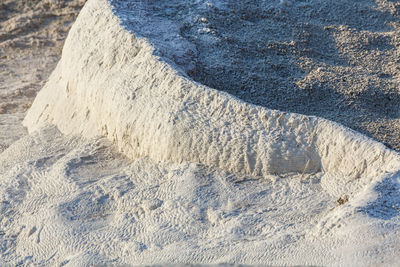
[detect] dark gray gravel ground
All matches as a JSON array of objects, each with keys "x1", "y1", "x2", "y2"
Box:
[{"x1": 112, "y1": 0, "x2": 400, "y2": 150}]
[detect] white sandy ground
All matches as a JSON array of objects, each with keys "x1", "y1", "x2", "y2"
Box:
[
  {"x1": 1, "y1": 0, "x2": 400, "y2": 265},
  {"x1": 2, "y1": 125, "x2": 400, "y2": 266}
]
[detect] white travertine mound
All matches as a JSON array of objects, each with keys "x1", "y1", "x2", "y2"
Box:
[
  {"x1": 24, "y1": 0, "x2": 400, "y2": 196},
  {"x1": 0, "y1": 0, "x2": 397, "y2": 265}
]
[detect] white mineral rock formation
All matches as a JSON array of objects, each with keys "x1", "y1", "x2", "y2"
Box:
[
  {"x1": 1, "y1": 0, "x2": 399, "y2": 265},
  {"x1": 24, "y1": 0, "x2": 400, "y2": 191}
]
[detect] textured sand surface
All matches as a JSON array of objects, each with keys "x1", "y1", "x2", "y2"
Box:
[
  {"x1": 1, "y1": 0, "x2": 400, "y2": 266},
  {"x1": 2, "y1": 126, "x2": 400, "y2": 266}
]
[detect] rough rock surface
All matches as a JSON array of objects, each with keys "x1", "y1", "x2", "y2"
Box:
[
  {"x1": 1, "y1": 0, "x2": 400, "y2": 265},
  {"x1": 112, "y1": 0, "x2": 400, "y2": 150}
]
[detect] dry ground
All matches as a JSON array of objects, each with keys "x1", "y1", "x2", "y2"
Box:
[{"x1": 0, "y1": 0, "x2": 85, "y2": 151}]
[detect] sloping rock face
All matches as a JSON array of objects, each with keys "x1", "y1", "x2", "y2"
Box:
[
  {"x1": 0, "y1": 0, "x2": 397, "y2": 265},
  {"x1": 24, "y1": 0, "x2": 400, "y2": 190},
  {"x1": 109, "y1": 0, "x2": 400, "y2": 151}
]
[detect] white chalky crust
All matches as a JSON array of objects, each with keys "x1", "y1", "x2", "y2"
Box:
[{"x1": 4, "y1": 0, "x2": 397, "y2": 265}]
